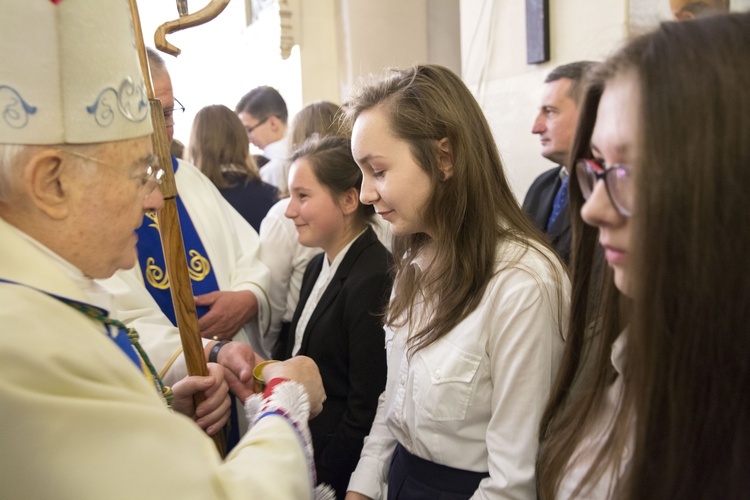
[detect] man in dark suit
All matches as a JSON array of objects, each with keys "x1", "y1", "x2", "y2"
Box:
[{"x1": 523, "y1": 61, "x2": 596, "y2": 265}]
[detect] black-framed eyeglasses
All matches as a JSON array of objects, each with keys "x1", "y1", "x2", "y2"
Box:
[
  {"x1": 575, "y1": 158, "x2": 633, "y2": 217},
  {"x1": 163, "y1": 97, "x2": 185, "y2": 126},
  {"x1": 244, "y1": 115, "x2": 271, "y2": 135}
]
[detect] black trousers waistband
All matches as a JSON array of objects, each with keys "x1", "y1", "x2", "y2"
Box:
[{"x1": 387, "y1": 443, "x2": 489, "y2": 499}]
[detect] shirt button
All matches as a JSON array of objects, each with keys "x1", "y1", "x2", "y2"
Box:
[{"x1": 400, "y1": 376, "x2": 406, "y2": 385}]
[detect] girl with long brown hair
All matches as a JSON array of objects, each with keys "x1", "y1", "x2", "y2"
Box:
[
  {"x1": 537, "y1": 12, "x2": 750, "y2": 499},
  {"x1": 189, "y1": 104, "x2": 278, "y2": 232},
  {"x1": 344, "y1": 65, "x2": 569, "y2": 499}
]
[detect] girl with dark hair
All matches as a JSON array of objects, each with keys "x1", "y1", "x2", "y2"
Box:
[
  {"x1": 278, "y1": 135, "x2": 393, "y2": 498},
  {"x1": 344, "y1": 65, "x2": 569, "y2": 499},
  {"x1": 537, "y1": 12, "x2": 750, "y2": 499}
]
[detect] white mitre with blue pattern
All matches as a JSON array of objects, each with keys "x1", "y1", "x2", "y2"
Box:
[{"x1": 0, "y1": 0, "x2": 153, "y2": 145}]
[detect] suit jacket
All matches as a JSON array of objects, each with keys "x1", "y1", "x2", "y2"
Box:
[
  {"x1": 522, "y1": 165, "x2": 572, "y2": 265},
  {"x1": 278, "y1": 226, "x2": 393, "y2": 498}
]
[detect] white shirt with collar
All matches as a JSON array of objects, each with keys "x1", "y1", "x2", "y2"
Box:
[
  {"x1": 556, "y1": 333, "x2": 632, "y2": 499},
  {"x1": 260, "y1": 135, "x2": 291, "y2": 194},
  {"x1": 348, "y1": 239, "x2": 569, "y2": 499},
  {"x1": 291, "y1": 229, "x2": 365, "y2": 356}
]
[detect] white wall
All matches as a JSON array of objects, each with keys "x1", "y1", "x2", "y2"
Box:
[
  {"x1": 298, "y1": 0, "x2": 341, "y2": 105},
  {"x1": 460, "y1": 0, "x2": 629, "y2": 202},
  {"x1": 461, "y1": 0, "x2": 750, "y2": 202},
  {"x1": 138, "y1": 0, "x2": 302, "y2": 147}
]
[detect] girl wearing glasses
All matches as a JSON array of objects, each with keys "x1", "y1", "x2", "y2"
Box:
[{"x1": 537, "y1": 12, "x2": 750, "y2": 499}]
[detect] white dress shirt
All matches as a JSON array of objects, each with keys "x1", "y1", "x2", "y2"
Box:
[
  {"x1": 556, "y1": 333, "x2": 631, "y2": 499},
  {"x1": 348, "y1": 239, "x2": 569, "y2": 499},
  {"x1": 260, "y1": 136, "x2": 291, "y2": 194},
  {"x1": 291, "y1": 229, "x2": 365, "y2": 356}
]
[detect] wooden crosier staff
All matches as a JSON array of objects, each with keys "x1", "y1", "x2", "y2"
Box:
[{"x1": 127, "y1": 0, "x2": 230, "y2": 457}]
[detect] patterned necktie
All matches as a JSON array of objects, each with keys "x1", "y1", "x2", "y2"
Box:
[{"x1": 546, "y1": 176, "x2": 569, "y2": 231}]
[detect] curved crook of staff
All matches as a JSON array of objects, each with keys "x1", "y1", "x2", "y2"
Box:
[
  {"x1": 127, "y1": 0, "x2": 228, "y2": 457},
  {"x1": 154, "y1": 0, "x2": 230, "y2": 56}
]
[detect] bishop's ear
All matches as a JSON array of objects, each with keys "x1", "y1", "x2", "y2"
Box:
[
  {"x1": 437, "y1": 137, "x2": 453, "y2": 181},
  {"x1": 25, "y1": 149, "x2": 73, "y2": 220}
]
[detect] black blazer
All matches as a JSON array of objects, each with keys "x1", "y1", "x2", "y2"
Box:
[
  {"x1": 522, "y1": 165, "x2": 572, "y2": 265},
  {"x1": 277, "y1": 226, "x2": 392, "y2": 498}
]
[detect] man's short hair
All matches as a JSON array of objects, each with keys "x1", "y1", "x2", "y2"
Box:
[
  {"x1": 145, "y1": 47, "x2": 167, "y2": 77},
  {"x1": 544, "y1": 61, "x2": 597, "y2": 104},
  {"x1": 235, "y1": 86, "x2": 288, "y2": 124}
]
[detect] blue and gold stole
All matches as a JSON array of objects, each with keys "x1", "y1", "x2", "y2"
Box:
[{"x1": 136, "y1": 155, "x2": 220, "y2": 326}]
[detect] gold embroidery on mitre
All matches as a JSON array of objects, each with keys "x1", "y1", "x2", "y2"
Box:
[
  {"x1": 144, "y1": 250, "x2": 211, "y2": 290},
  {"x1": 187, "y1": 249, "x2": 210, "y2": 281},
  {"x1": 145, "y1": 257, "x2": 170, "y2": 290}
]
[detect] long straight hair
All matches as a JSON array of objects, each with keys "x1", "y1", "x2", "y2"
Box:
[
  {"x1": 344, "y1": 65, "x2": 564, "y2": 354},
  {"x1": 536, "y1": 66, "x2": 632, "y2": 499},
  {"x1": 188, "y1": 104, "x2": 260, "y2": 189},
  {"x1": 288, "y1": 101, "x2": 342, "y2": 152},
  {"x1": 538, "y1": 12, "x2": 750, "y2": 499},
  {"x1": 627, "y1": 12, "x2": 750, "y2": 499}
]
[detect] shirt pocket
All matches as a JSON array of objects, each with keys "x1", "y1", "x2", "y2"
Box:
[{"x1": 413, "y1": 342, "x2": 481, "y2": 421}]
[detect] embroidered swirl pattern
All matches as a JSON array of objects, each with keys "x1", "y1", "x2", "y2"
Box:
[
  {"x1": 146, "y1": 257, "x2": 170, "y2": 290},
  {"x1": 145, "y1": 250, "x2": 211, "y2": 290},
  {"x1": 86, "y1": 77, "x2": 148, "y2": 127},
  {"x1": 1, "y1": 86, "x2": 37, "y2": 129},
  {"x1": 187, "y1": 250, "x2": 211, "y2": 281}
]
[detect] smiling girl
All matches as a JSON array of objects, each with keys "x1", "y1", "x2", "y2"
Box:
[{"x1": 280, "y1": 135, "x2": 393, "y2": 498}]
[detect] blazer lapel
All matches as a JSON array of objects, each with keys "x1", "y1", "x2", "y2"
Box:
[
  {"x1": 534, "y1": 182, "x2": 558, "y2": 230},
  {"x1": 284, "y1": 254, "x2": 323, "y2": 359},
  {"x1": 297, "y1": 227, "x2": 378, "y2": 355},
  {"x1": 547, "y1": 201, "x2": 571, "y2": 240}
]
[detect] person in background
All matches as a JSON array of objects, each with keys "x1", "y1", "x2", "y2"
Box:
[
  {"x1": 0, "y1": 1, "x2": 326, "y2": 498},
  {"x1": 537, "y1": 12, "x2": 750, "y2": 499},
  {"x1": 100, "y1": 49, "x2": 273, "y2": 450},
  {"x1": 189, "y1": 104, "x2": 278, "y2": 233},
  {"x1": 345, "y1": 65, "x2": 569, "y2": 499},
  {"x1": 236, "y1": 86, "x2": 292, "y2": 194},
  {"x1": 669, "y1": 0, "x2": 729, "y2": 21},
  {"x1": 257, "y1": 101, "x2": 345, "y2": 356},
  {"x1": 102, "y1": 49, "x2": 272, "y2": 373},
  {"x1": 171, "y1": 138, "x2": 186, "y2": 159},
  {"x1": 524, "y1": 61, "x2": 597, "y2": 265},
  {"x1": 289, "y1": 101, "x2": 342, "y2": 151},
  {"x1": 279, "y1": 135, "x2": 392, "y2": 498}
]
